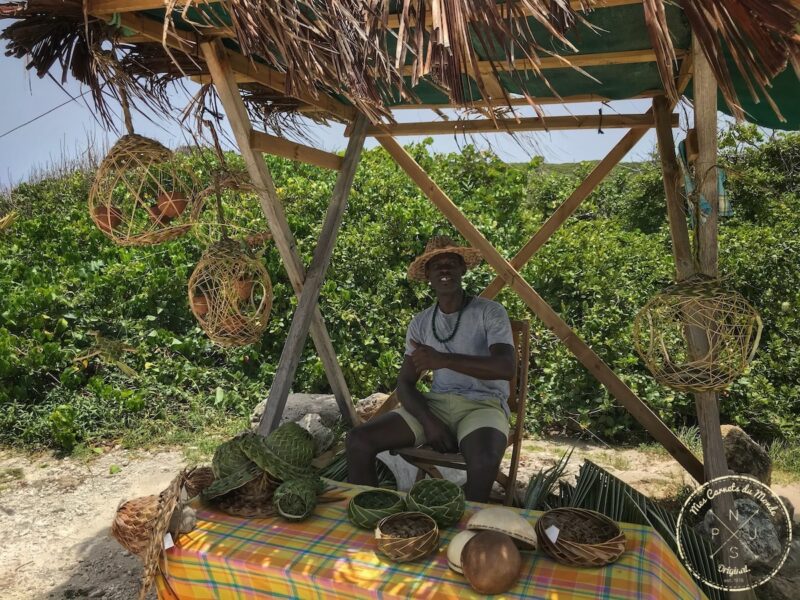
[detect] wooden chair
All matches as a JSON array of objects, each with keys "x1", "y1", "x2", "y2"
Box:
[{"x1": 388, "y1": 320, "x2": 531, "y2": 506}]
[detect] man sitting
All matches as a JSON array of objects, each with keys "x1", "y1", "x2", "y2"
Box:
[{"x1": 347, "y1": 236, "x2": 515, "y2": 502}]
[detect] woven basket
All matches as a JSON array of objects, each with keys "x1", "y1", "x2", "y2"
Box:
[
  {"x1": 633, "y1": 275, "x2": 762, "y2": 392},
  {"x1": 212, "y1": 472, "x2": 281, "y2": 518},
  {"x1": 89, "y1": 134, "x2": 202, "y2": 246},
  {"x1": 535, "y1": 508, "x2": 626, "y2": 567},
  {"x1": 257, "y1": 424, "x2": 316, "y2": 480},
  {"x1": 407, "y1": 479, "x2": 465, "y2": 528},
  {"x1": 111, "y1": 494, "x2": 159, "y2": 556},
  {"x1": 273, "y1": 478, "x2": 319, "y2": 521},
  {"x1": 183, "y1": 465, "x2": 215, "y2": 499},
  {"x1": 375, "y1": 512, "x2": 439, "y2": 563},
  {"x1": 348, "y1": 489, "x2": 406, "y2": 529},
  {"x1": 188, "y1": 239, "x2": 272, "y2": 347}
]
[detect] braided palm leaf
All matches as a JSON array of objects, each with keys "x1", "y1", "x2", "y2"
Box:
[
  {"x1": 407, "y1": 479, "x2": 465, "y2": 528},
  {"x1": 265, "y1": 423, "x2": 314, "y2": 467},
  {"x1": 348, "y1": 490, "x2": 406, "y2": 529},
  {"x1": 273, "y1": 478, "x2": 320, "y2": 522},
  {"x1": 202, "y1": 462, "x2": 261, "y2": 500}
]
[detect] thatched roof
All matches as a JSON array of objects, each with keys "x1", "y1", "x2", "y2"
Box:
[{"x1": 2, "y1": 1, "x2": 799, "y2": 131}]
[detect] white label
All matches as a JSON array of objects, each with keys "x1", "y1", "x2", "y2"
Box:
[
  {"x1": 163, "y1": 532, "x2": 174, "y2": 550},
  {"x1": 545, "y1": 524, "x2": 560, "y2": 544}
]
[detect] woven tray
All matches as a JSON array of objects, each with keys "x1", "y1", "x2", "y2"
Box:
[
  {"x1": 535, "y1": 507, "x2": 626, "y2": 567},
  {"x1": 375, "y1": 511, "x2": 439, "y2": 563}
]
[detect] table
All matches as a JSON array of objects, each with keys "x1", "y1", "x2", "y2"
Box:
[{"x1": 156, "y1": 482, "x2": 707, "y2": 599}]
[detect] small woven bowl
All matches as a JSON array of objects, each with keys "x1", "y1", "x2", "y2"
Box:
[
  {"x1": 348, "y1": 489, "x2": 406, "y2": 529},
  {"x1": 407, "y1": 479, "x2": 465, "y2": 528},
  {"x1": 535, "y1": 507, "x2": 626, "y2": 567},
  {"x1": 375, "y1": 511, "x2": 439, "y2": 563}
]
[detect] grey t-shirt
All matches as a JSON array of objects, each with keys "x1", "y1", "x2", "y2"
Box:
[{"x1": 404, "y1": 297, "x2": 514, "y2": 412}]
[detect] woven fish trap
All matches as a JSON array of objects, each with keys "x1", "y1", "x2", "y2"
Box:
[
  {"x1": 89, "y1": 134, "x2": 202, "y2": 246},
  {"x1": 212, "y1": 471, "x2": 281, "y2": 518},
  {"x1": 111, "y1": 494, "x2": 159, "y2": 556},
  {"x1": 375, "y1": 512, "x2": 439, "y2": 563},
  {"x1": 188, "y1": 238, "x2": 273, "y2": 347},
  {"x1": 407, "y1": 479, "x2": 465, "y2": 528},
  {"x1": 348, "y1": 489, "x2": 406, "y2": 529},
  {"x1": 633, "y1": 275, "x2": 762, "y2": 392},
  {"x1": 273, "y1": 478, "x2": 320, "y2": 522},
  {"x1": 535, "y1": 508, "x2": 626, "y2": 567}
]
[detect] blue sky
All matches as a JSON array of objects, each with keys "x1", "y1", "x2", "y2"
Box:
[{"x1": 1, "y1": 52, "x2": 676, "y2": 189}]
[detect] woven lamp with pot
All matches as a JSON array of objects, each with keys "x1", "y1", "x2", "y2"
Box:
[
  {"x1": 535, "y1": 507, "x2": 626, "y2": 567},
  {"x1": 375, "y1": 511, "x2": 439, "y2": 563},
  {"x1": 188, "y1": 238, "x2": 273, "y2": 347},
  {"x1": 88, "y1": 90, "x2": 202, "y2": 247},
  {"x1": 348, "y1": 489, "x2": 406, "y2": 529},
  {"x1": 633, "y1": 274, "x2": 762, "y2": 392},
  {"x1": 406, "y1": 478, "x2": 465, "y2": 528}
]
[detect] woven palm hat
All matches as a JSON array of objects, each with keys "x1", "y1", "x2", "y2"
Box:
[
  {"x1": 467, "y1": 507, "x2": 537, "y2": 550},
  {"x1": 407, "y1": 236, "x2": 483, "y2": 282}
]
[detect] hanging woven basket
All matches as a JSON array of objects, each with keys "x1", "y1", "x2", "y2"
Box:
[
  {"x1": 89, "y1": 134, "x2": 203, "y2": 246},
  {"x1": 188, "y1": 238, "x2": 273, "y2": 347},
  {"x1": 406, "y1": 478, "x2": 465, "y2": 528},
  {"x1": 348, "y1": 489, "x2": 406, "y2": 529},
  {"x1": 535, "y1": 508, "x2": 626, "y2": 567},
  {"x1": 375, "y1": 511, "x2": 439, "y2": 563},
  {"x1": 633, "y1": 275, "x2": 763, "y2": 392}
]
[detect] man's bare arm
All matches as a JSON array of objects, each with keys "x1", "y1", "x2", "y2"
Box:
[{"x1": 409, "y1": 342, "x2": 515, "y2": 381}]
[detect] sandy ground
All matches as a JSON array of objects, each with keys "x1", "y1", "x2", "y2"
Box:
[{"x1": 1, "y1": 440, "x2": 797, "y2": 600}]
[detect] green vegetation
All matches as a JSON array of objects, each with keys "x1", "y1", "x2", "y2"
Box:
[{"x1": 0, "y1": 125, "x2": 797, "y2": 456}]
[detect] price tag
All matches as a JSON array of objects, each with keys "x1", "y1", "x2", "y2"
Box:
[
  {"x1": 163, "y1": 532, "x2": 175, "y2": 550},
  {"x1": 545, "y1": 524, "x2": 560, "y2": 544}
]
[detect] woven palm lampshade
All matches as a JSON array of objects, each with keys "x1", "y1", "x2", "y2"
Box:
[
  {"x1": 188, "y1": 238, "x2": 273, "y2": 347},
  {"x1": 89, "y1": 134, "x2": 202, "y2": 246},
  {"x1": 633, "y1": 275, "x2": 762, "y2": 392}
]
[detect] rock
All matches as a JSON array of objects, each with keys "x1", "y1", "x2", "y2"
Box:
[
  {"x1": 756, "y1": 540, "x2": 800, "y2": 600},
  {"x1": 295, "y1": 413, "x2": 333, "y2": 455},
  {"x1": 356, "y1": 392, "x2": 389, "y2": 421},
  {"x1": 250, "y1": 393, "x2": 341, "y2": 429},
  {"x1": 721, "y1": 425, "x2": 772, "y2": 485},
  {"x1": 700, "y1": 499, "x2": 783, "y2": 564}
]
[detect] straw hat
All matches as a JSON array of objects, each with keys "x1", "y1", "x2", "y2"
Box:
[
  {"x1": 407, "y1": 236, "x2": 482, "y2": 282},
  {"x1": 467, "y1": 506, "x2": 537, "y2": 550}
]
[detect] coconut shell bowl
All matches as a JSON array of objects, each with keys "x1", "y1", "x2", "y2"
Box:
[{"x1": 535, "y1": 507, "x2": 626, "y2": 567}]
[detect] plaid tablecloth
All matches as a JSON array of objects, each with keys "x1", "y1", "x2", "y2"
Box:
[{"x1": 156, "y1": 482, "x2": 706, "y2": 600}]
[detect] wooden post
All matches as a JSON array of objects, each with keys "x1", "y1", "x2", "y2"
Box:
[
  {"x1": 200, "y1": 39, "x2": 359, "y2": 427},
  {"x1": 378, "y1": 135, "x2": 705, "y2": 483},
  {"x1": 257, "y1": 115, "x2": 369, "y2": 434}
]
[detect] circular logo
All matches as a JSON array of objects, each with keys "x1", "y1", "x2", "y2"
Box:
[{"x1": 676, "y1": 475, "x2": 792, "y2": 591}]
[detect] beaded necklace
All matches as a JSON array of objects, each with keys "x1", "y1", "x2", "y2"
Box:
[{"x1": 431, "y1": 293, "x2": 471, "y2": 343}]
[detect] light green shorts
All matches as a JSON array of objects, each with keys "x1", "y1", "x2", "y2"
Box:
[{"x1": 392, "y1": 392, "x2": 509, "y2": 447}]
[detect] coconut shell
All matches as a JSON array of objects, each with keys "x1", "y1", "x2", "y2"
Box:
[
  {"x1": 157, "y1": 192, "x2": 189, "y2": 218},
  {"x1": 467, "y1": 506, "x2": 536, "y2": 550},
  {"x1": 446, "y1": 530, "x2": 477, "y2": 573},
  {"x1": 93, "y1": 205, "x2": 122, "y2": 234},
  {"x1": 461, "y1": 531, "x2": 522, "y2": 595}
]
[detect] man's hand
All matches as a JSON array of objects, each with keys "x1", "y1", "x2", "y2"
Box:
[
  {"x1": 421, "y1": 415, "x2": 458, "y2": 453},
  {"x1": 410, "y1": 340, "x2": 446, "y2": 372}
]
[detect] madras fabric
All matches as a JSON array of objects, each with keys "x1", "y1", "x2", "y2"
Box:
[{"x1": 156, "y1": 482, "x2": 707, "y2": 600}]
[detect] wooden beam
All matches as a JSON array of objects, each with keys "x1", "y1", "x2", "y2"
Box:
[
  {"x1": 653, "y1": 96, "x2": 694, "y2": 280},
  {"x1": 378, "y1": 134, "x2": 705, "y2": 484},
  {"x1": 480, "y1": 120, "x2": 653, "y2": 301},
  {"x1": 365, "y1": 113, "x2": 674, "y2": 137},
  {"x1": 250, "y1": 131, "x2": 344, "y2": 171},
  {"x1": 387, "y1": 91, "x2": 662, "y2": 110},
  {"x1": 200, "y1": 39, "x2": 359, "y2": 428},
  {"x1": 258, "y1": 116, "x2": 369, "y2": 435}
]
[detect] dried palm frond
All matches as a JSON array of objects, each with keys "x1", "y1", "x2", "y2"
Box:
[
  {"x1": 0, "y1": 0, "x2": 175, "y2": 130},
  {"x1": 673, "y1": 0, "x2": 800, "y2": 121}
]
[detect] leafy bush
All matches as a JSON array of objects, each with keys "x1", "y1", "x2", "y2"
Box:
[{"x1": 0, "y1": 131, "x2": 797, "y2": 451}]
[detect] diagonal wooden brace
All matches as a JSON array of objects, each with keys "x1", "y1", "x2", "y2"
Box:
[
  {"x1": 201, "y1": 40, "x2": 359, "y2": 427},
  {"x1": 257, "y1": 115, "x2": 369, "y2": 434},
  {"x1": 378, "y1": 135, "x2": 705, "y2": 483}
]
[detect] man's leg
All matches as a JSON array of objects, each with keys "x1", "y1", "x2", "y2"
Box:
[
  {"x1": 459, "y1": 427, "x2": 507, "y2": 503},
  {"x1": 346, "y1": 412, "x2": 416, "y2": 487}
]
